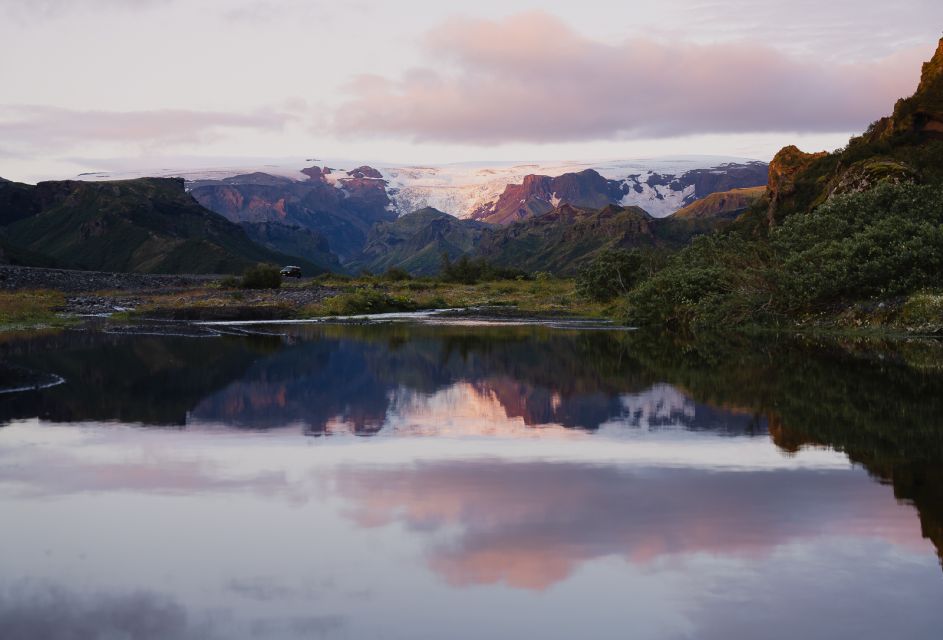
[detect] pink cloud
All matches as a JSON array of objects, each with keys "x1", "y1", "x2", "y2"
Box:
[{"x1": 332, "y1": 10, "x2": 929, "y2": 144}]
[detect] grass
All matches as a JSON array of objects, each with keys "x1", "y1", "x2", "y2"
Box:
[
  {"x1": 297, "y1": 276, "x2": 612, "y2": 319},
  {"x1": 0, "y1": 289, "x2": 72, "y2": 332}
]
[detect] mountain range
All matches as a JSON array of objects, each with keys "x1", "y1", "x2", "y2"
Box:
[
  {"x1": 177, "y1": 158, "x2": 767, "y2": 272},
  {"x1": 0, "y1": 158, "x2": 770, "y2": 276},
  {"x1": 0, "y1": 178, "x2": 324, "y2": 274}
]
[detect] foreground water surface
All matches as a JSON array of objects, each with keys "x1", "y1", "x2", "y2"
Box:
[{"x1": 1, "y1": 322, "x2": 941, "y2": 639}]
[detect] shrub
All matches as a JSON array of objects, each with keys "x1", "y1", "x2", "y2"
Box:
[
  {"x1": 772, "y1": 182, "x2": 943, "y2": 310},
  {"x1": 218, "y1": 275, "x2": 240, "y2": 289},
  {"x1": 624, "y1": 233, "x2": 776, "y2": 330},
  {"x1": 575, "y1": 249, "x2": 644, "y2": 302},
  {"x1": 623, "y1": 183, "x2": 943, "y2": 331},
  {"x1": 439, "y1": 253, "x2": 528, "y2": 284},
  {"x1": 322, "y1": 290, "x2": 419, "y2": 315},
  {"x1": 382, "y1": 267, "x2": 412, "y2": 281},
  {"x1": 240, "y1": 263, "x2": 281, "y2": 289}
]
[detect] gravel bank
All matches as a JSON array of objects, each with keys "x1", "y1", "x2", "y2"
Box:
[{"x1": 0, "y1": 265, "x2": 217, "y2": 293}]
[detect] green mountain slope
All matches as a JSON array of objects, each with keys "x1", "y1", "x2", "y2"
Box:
[
  {"x1": 671, "y1": 186, "x2": 765, "y2": 221},
  {"x1": 240, "y1": 221, "x2": 343, "y2": 273},
  {"x1": 355, "y1": 207, "x2": 488, "y2": 275},
  {"x1": 623, "y1": 37, "x2": 943, "y2": 331},
  {"x1": 478, "y1": 204, "x2": 721, "y2": 275},
  {"x1": 0, "y1": 177, "x2": 324, "y2": 275}
]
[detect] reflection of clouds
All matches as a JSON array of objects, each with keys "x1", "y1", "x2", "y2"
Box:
[
  {"x1": 0, "y1": 580, "x2": 349, "y2": 640},
  {"x1": 250, "y1": 615, "x2": 346, "y2": 638},
  {"x1": 0, "y1": 580, "x2": 212, "y2": 640},
  {"x1": 334, "y1": 461, "x2": 928, "y2": 590},
  {"x1": 0, "y1": 441, "x2": 297, "y2": 500}
]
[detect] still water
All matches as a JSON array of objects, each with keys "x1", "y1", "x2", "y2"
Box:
[{"x1": 1, "y1": 322, "x2": 941, "y2": 639}]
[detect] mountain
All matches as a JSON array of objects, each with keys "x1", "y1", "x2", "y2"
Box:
[
  {"x1": 476, "y1": 203, "x2": 720, "y2": 275},
  {"x1": 188, "y1": 165, "x2": 395, "y2": 262},
  {"x1": 239, "y1": 221, "x2": 343, "y2": 273},
  {"x1": 0, "y1": 177, "x2": 322, "y2": 274},
  {"x1": 470, "y1": 170, "x2": 624, "y2": 225},
  {"x1": 355, "y1": 207, "x2": 488, "y2": 276},
  {"x1": 765, "y1": 38, "x2": 943, "y2": 225},
  {"x1": 51, "y1": 158, "x2": 769, "y2": 275},
  {"x1": 470, "y1": 162, "x2": 769, "y2": 224},
  {"x1": 87, "y1": 157, "x2": 767, "y2": 219},
  {"x1": 671, "y1": 186, "x2": 765, "y2": 220}
]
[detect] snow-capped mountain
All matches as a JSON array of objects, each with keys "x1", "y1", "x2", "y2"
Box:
[{"x1": 75, "y1": 156, "x2": 768, "y2": 220}]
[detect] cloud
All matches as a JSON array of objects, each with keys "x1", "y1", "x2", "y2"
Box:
[
  {"x1": 331, "y1": 10, "x2": 929, "y2": 144},
  {"x1": 1, "y1": 0, "x2": 172, "y2": 22},
  {"x1": 0, "y1": 105, "x2": 299, "y2": 154}
]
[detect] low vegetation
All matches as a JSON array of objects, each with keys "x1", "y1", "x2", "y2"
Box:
[
  {"x1": 299, "y1": 274, "x2": 610, "y2": 319},
  {"x1": 438, "y1": 254, "x2": 529, "y2": 284},
  {"x1": 601, "y1": 182, "x2": 943, "y2": 333},
  {"x1": 0, "y1": 290, "x2": 70, "y2": 332},
  {"x1": 239, "y1": 263, "x2": 282, "y2": 289}
]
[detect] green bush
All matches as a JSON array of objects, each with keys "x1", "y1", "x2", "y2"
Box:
[
  {"x1": 439, "y1": 254, "x2": 528, "y2": 284},
  {"x1": 323, "y1": 289, "x2": 419, "y2": 315},
  {"x1": 772, "y1": 182, "x2": 943, "y2": 309},
  {"x1": 382, "y1": 267, "x2": 412, "y2": 281},
  {"x1": 218, "y1": 275, "x2": 240, "y2": 289},
  {"x1": 624, "y1": 233, "x2": 776, "y2": 330},
  {"x1": 240, "y1": 263, "x2": 282, "y2": 289},
  {"x1": 623, "y1": 183, "x2": 943, "y2": 331},
  {"x1": 575, "y1": 249, "x2": 644, "y2": 302}
]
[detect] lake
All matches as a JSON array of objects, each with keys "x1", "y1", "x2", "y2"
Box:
[{"x1": 1, "y1": 320, "x2": 941, "y2": 639}]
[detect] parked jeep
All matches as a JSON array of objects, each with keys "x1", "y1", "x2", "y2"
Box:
[{"x1": 279, "y1": 265, "x2": 302, "y2": 278}]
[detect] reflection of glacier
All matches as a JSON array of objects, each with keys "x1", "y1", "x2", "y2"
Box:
[
  {"x1": 176, "y1": 327, "x2": 768, "y2": 437},
  {"x1": 608, "y1": 384, "x2": 767, "y2": 435},
  {"x1": 619, "y1": 383, "x2": 696, "y2": 428}
]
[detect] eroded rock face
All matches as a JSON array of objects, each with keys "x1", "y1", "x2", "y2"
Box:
[
  {"x1": 866, "y1": 39, "x2": 943, "y2": 143},
  {"x1": 765, "y1": 146, "x2": 828, "y2": 225},
  {"x1": 830, "y1": 159, "x2": 918, "y2": 197}
]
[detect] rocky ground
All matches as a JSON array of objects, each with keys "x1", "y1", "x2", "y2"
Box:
[
  {"x1": 0, "y1": 265, "x2": 217, "y2": 293},
  {"x1": 0, "y1": 265, "x2": 337, "y2": 320}
]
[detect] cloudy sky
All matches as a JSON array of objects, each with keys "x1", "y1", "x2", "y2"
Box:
[{"x1": 1, "y1": 0, "x2": 941, "y2": 181}]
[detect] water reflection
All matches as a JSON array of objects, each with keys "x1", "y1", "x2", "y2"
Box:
[
  {"x1": 1, "y1": 323, "x2": 942, "y2": 638},
  {"x1": 1, "y1": 326, "x2": 768, "y2": 437},
  {"x1": 333, "y1": 460, "x2": 927, "y2": 590}
]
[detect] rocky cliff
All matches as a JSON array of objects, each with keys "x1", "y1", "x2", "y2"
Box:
[{"x1": 764, "y1": 37, "x2": 943, "y2": 224}]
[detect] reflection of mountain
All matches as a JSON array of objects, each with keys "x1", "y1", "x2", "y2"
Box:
[
  {"x1": 0, "y1": 332, "x2": 280, "y2": 426},
  {"x1": 3, "y1": 324, "x2": 941, "y2": 572},
  {"x1": 626, "y1": 333, "x2": 943, "y2": 568},
  {"x1": 189, "y1": 325, "x2": 767, "y2": 435},
  {"x1": 334, "y1": 460, "x2": 926, "y2": 590}
]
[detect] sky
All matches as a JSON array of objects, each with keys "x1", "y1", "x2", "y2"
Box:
[{"x1": 0, "y1": 0, "x2": 941, "y2": 182}]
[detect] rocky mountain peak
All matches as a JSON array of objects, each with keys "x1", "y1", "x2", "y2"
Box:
[
  {"x1": 766, "y1": 146, "x2": 828, "y2": 224},
  {"x1": 917, "y1": 37, "x2": 943, "y2": 96},
  {"x1": 348, "y1": 166, "x2": 383, "y2": 179}
]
